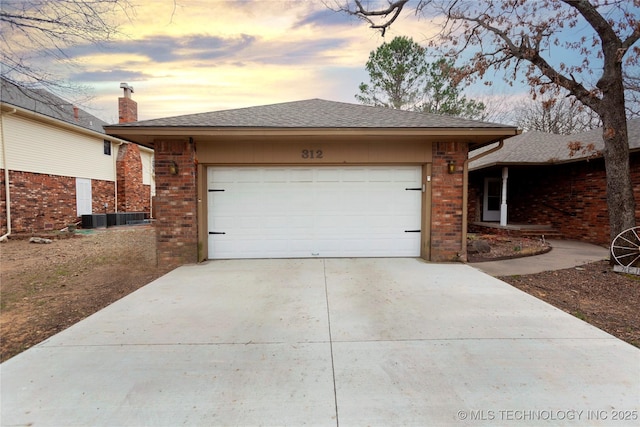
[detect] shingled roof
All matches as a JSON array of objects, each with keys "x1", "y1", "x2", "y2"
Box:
[
  {"x1": 469, "y1": 118, "x2": 640, "y2": 170},
  {"x1": 109, "y1": 98, "x2": 513, "y2": 129},
  {"x1": 0, "y1": 78, "x2": 106, "y2": 133}
]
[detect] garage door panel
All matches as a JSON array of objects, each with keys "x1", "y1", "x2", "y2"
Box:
[
  {"x1": 207, "y1": 166, "x2": 422, "y2": 259},
  {"x1": 393, "y1": 168, "x2": 422, "y2": 182},
  {"x1": 263, "y1": 168, "x2": 288, "y2": 182},
  {"x1": 316, "y1": 168, "x2": 341, "y2": 182},
  {"x1": 290, "y1": 169, "x2": 314, "y2": 182}
]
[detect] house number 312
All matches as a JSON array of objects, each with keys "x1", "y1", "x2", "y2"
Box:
[{"x1": 301, "y1": 149, "x2": 323, "y2": 159}]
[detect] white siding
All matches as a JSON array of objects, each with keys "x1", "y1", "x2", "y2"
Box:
[
  {"x1": 140, "y1": 149, "x2": 155, "y2": 194},
  {"x1": 2, "y1": 114, "x2": 115, "y2": 181}
]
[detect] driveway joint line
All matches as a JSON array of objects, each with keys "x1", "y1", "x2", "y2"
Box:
[{"x1": 323, "y1": 259, "x2": 340, "y2": 427}]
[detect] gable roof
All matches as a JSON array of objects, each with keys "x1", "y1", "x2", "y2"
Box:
[
  {"x1": 469, "y1": 118, "x2": 640, "y2": 170},
  {"x1": 0, "y1": 78, "x2": 107, "y2": 133},
  {"x1": 108, "y1": 98, "x2": 513, "y2": 129},
  {"x1": 105, "y1": 98, "x2": 520, "y2": 148}
]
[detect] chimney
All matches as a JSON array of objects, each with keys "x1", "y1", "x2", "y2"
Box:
[
  {"x1": 73, "y1": 106, "x2": 79, "y2": 122},
  {"x1": 118, "y1": 82, "x2": 138, "y2": 123}
]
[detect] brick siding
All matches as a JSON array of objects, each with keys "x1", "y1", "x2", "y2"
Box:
[
  {"x1": 154, "y1": 139, "x2": 198, "y2": 268},
  {"x1": 116, "y1": 143, "x2": 150, "y2": 212},
  {"x1": 431, "y1": 141, "x2": 468, "y2": 261},
  {"x1": 0, "y1": 170, "x2": 115, "y2": 234},
  {"x1": 468, "y1": 153, "x2": 640, "y2": 245}
]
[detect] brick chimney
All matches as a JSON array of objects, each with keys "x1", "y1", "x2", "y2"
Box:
[{"x1": 118, "y1": 82, "x2": 137, "y2": 123}]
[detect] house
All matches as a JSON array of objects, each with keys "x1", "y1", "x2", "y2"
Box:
[
  {"x1": 0, "y1": 79, "x2": 155, "y2": 237},
  {"x1": 105, "y1": 99, "x2": 519, "y2": 267},
  {"x1": 468, "y1": 118, "x2": 640, "y2": 245}
]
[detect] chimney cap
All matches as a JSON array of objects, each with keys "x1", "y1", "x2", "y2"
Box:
[{"x1": 120, "y1": 82, "x2": 134, "y2": 99}]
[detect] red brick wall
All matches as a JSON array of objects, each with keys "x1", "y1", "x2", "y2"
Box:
[
  {"x1": 154, "y1": 139, "x2": 198, "y2": 268},
  {"x1": 116, "y1": 143, "x2": 149, "y2": 212},
  {"x1": 468, "y1": 153, "x2": 640, "y2": 245},
  {"x1": 118, "y1": 97, "x2": 137, "y2": 124},
  {"x1": 1, "y1": 170, "x2": 115, "y2": 233},
  {"x1": 431, "y1": 141, "x2": 468, "y2": 261}
]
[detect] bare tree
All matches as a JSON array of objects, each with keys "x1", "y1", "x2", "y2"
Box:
[
  {"x1": 0, "y1": 0, "x2": 134, "y2": 96},
  {"x1": 336, "y1": 0, "x2": 640, "y2": 242},
  {"x1": 625, "y1": 70, "x2": 640, "y2": 119},
  {"x1": 515, "y1": 96, "x2": 601, "y2": 135}
]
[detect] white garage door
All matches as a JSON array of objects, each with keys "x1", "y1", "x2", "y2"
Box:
[{"x1": 207, "y1": 166, "x2": 422, "y2": 259}]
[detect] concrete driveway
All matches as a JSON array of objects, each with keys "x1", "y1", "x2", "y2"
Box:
[{"x1": 2, "y1": 259, "x2": 638, "y2": 426}]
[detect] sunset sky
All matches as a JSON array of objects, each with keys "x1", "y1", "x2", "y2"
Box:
[
  {"x1": 21, "y1": 0, "x2": 637, "y2": 124},
  {"x1": 47, "y1": 0, "x2": 516, "y2": 123}
]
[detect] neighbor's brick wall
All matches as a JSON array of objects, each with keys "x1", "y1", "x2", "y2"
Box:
[
  {"x1": 92, "y1": 179, "x2": 117, "y2": 214},
  {"x1": 2, "y1": 170, "x2": 115, "y2": 233},
  {"x1": 431, "y1": 141, "x2": 468, "y2": 261},
  {"x1": 469, "y1": 153, "x2": 640, "y2": 245},
  {"x1": 154, "y1": 139, "x2": 198, "y2": 268},
  {"x1": 116, "y1": 143, "x2": 150, "y2": 212}
]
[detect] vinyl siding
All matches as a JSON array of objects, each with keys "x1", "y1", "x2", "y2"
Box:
[
  {"x1": 1, "y1": 114, "x2": 114, "y2": 181},
  {"x1": 140, "y1": 149, "x2": 154, "y2": 191}
]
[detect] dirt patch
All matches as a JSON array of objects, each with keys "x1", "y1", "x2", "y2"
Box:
[
  {"x1": 1, "y1": 226, "x2": 171, "y2": 362},
  {"x1": 500, "y1": 260, "x2": 640, "y2": 348},
  {"x1": 1, "y1": 229, "x2": 638, "y2": 362}
]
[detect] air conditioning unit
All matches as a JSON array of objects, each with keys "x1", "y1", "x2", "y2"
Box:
[
  {"x1": 106, "y1": 212, "x2": 147, "y2": 226},
  {"x1": 81, "y1": 214, "x2": 107, "y2": 229}
]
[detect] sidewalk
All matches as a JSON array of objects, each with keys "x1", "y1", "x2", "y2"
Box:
[{"x1": 469, "y1": 239, "x2": 610, "y2": 276}]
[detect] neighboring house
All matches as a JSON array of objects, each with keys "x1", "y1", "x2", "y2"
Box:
[
  {"x1": 0, "y1": 79, "x2": 155, "y2": 237},
  {"x1": 105, "y1": 99, "x2": 518, "y2": 267},
  {"x1": 468, "y1": 119, "x2": 640, "y2": 245}
]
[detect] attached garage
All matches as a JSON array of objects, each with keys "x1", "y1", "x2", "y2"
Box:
[
  {"x1": 105, "y1": 99, "x2": 519, "y2": 268},
  {"x1": 207, "y1": 166, "x2": 422, "y2": 259}
]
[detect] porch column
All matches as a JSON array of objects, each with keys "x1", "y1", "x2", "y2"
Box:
[{"x1": 500, "y1": 166, "x2": 508, "y2": 226}]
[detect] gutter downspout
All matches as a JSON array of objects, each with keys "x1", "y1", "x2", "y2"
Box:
[
  {"x1": 461, "y1": 139, "x2": 506, "y2": 260},
  {"x1": 0, "y1": 108, "x2": 17, "y2": 242}
]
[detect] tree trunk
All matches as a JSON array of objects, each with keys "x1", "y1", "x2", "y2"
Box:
[{"x1": 600, "y1": 96, "x2": 636, "y2": 242}]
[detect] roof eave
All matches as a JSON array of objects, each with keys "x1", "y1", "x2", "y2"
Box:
[{"x1": 104, "y1": 125, "x2": 520, "y2": 148}]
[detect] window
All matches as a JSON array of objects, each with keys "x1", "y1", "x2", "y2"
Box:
[{"x1": 104, "y1": 140, "x2": 111, "y2": 155}]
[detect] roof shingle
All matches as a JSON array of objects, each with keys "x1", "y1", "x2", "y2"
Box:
[
  {"x1": 469, "y1": 118, "x2": 640, "y2": 169},
  {"x1": 110, "y1": 98, "x2": 515, "y2": 129},
  {"x1": 0, "y1": 78, "x2": 106, "y2": 133}
]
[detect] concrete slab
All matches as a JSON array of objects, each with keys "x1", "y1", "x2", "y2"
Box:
[
  {"x1": 1, "y1": 344, "x2": 336, "y2": 426},
  {"x1": 334, "y1": 339, "x2": 638, "y2": 426},
  {"x1": 471, "y1": 239, "x2": 610, "y2": 276},
  {"x1": 2, "y1": 258, "x2": 638, "y2": 427},
  {"x1": 325, "y1": 259, "x2": 614, "y2": 341},
  {"x1": 42, "y1": 259, "x2": 330, "y2": 346}
]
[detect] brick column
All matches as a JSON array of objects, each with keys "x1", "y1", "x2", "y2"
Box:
[
  {"x1": 154, "y1": 139, "x2": 198, "y2": 268},
  {"x1": 431, "y1": 141, "x2": 468, "y2": 262},
  {"x1": 116, "y1": 143, "x2": 147, "y2": 212}
]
